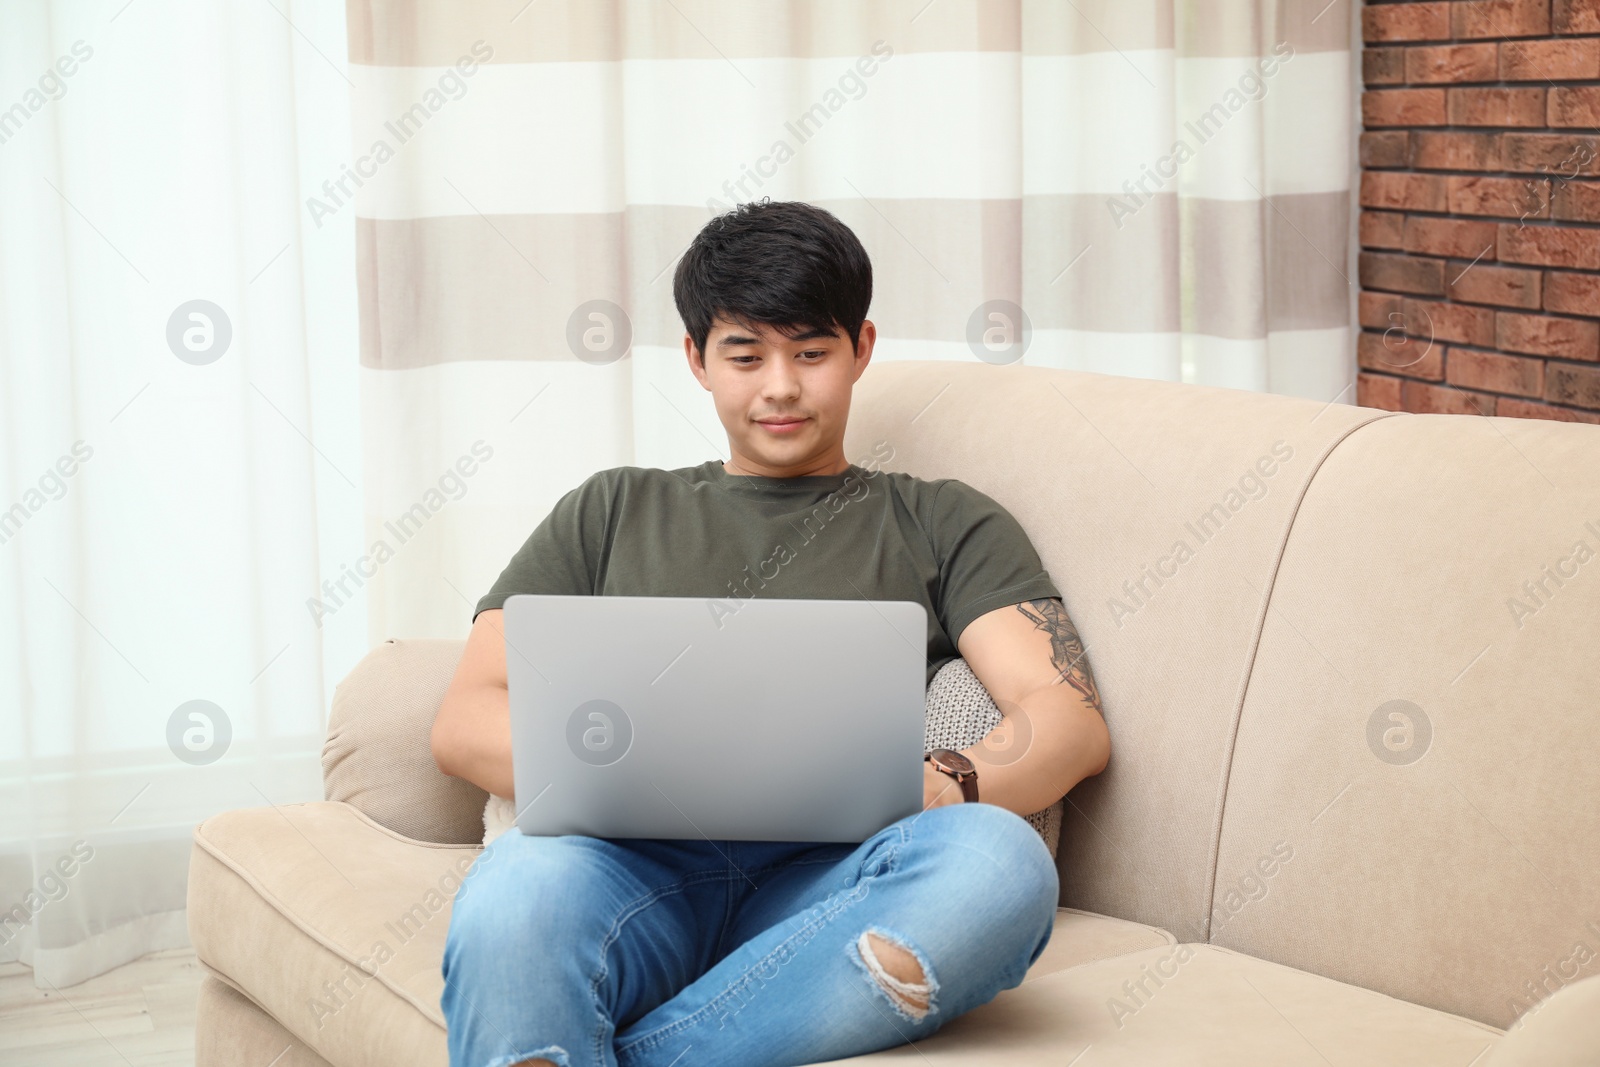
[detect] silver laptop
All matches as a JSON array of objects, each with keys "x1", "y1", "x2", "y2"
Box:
[{"x1": 503, "y1": 593, "x2": 928, "y2": 842}]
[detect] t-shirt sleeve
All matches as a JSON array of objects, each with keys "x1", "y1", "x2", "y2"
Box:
[
  {"x1": 929, "y1": 478, "x2": 1062, "y2": 646},
  {"x1": 472, "y1": 471, "x2": 613, "y2": 623}
]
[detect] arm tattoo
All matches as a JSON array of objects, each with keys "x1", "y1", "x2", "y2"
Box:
[{"x1": 1017, "y1": 597, "x2": 1101, "y2": 708}]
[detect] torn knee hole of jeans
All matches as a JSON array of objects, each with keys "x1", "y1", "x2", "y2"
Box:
[
  {"x1": 494, "y1": 1045, "x2": 570, "y2": 1067},
  {"x1": 852, "y1": 927, "x2": 938, "y2": 1022}
]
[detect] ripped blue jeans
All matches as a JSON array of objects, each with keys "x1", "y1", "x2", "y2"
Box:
[{"x1": 440, "y1": 801, "x2": 1059, "y2": 1067}]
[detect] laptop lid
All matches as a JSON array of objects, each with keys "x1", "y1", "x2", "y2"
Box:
[{"x1": 503, "y1": 593, "x2": 928, "y2": 842}]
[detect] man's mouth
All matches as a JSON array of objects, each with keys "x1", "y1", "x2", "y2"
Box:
[{"x1": 756, "y1": 416, "x2": 808, "y2": 433}]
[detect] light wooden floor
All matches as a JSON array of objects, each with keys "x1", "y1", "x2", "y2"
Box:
[{"x1": 0, "y1": 947, "x2": 203, "y2": 1066}]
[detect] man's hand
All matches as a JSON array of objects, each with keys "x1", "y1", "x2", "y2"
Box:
[{"x1": 922, "y1": 759, "x2": 967, "y2": 811}]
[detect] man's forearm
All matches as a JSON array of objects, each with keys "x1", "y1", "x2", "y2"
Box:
[
  {"x1": 959, "y1": 685, "x2": 1110, "y2": 817},
  {"x1": 432, "y1": 684, "x2": 516, "y2": 799},
  {"x1": 435, "y1": 677, "x2": 1106, "y2": 814}
]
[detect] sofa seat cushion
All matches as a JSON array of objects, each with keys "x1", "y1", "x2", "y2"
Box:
[
  {"x1": 819, "y1": 942, "x2": 1505, "y2": 1065},
  {"x1": 189, "y1": 801, "x2": 1174, "y2": 1065}
]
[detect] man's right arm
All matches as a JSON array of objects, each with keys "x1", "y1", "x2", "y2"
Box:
[{"x1": 431, "y1": 607, "x2": 515, "y2": 799}]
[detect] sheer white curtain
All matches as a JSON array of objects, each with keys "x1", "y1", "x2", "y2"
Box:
[{"x1": 0, "y1": 0, "x2": 362, "y2": 986}]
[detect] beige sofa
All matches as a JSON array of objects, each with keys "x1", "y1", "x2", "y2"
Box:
[{"x1": 187, "y1": 361, "x2": 1600, "y2": 1065}]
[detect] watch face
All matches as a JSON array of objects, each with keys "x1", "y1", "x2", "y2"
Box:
[{"x1": 934, "y1": 749, "x2": 975, "y2": 775}]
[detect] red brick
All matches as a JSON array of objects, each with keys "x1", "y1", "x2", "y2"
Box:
[
  {"x1": 1501, "y1": 134, "x2": 1600, "y2": 175},
  {"x1": 1550, "y1": 87, "x2": 1600, "y2": 128},
  {"x1": 1553, "y1": 0, "x2": 1600, "y2": 33},
  {"x1": 1407, "y1": 43, "x2": 1500, "y2": 82},
  {"x1": 1547, "y1": 363, "x2": 1600, "y2": 407},
  {"x1": 1498, "y1": 397, "x2": 1600, "y2": 423},
  {"x1": 1359, "y1": 329, "x2": 1446, "y2": 379},
  {"x1": 1552, "y1": 180, "x2": 1600, "y2": 221},
  {"x1": 1448, "y1": 262, "x2": 1544, "y2": 307},
  {"x1": 1362, "y1": 131, "x2": 1412, "y2": 168},
  {"x1": 1447, "y1": 87, "x2": 1547, "y2": 126},
  {"x1": 1360, "y1": 290, "x2": 1405, "y2": 329},
  {"x1": 1403, "y1": 379, "x2": 1496, "y2": 414},
  {"x1": 1499, "y1": 223, "x2": 1600, "y2": 269},
  {"x1": 1366, "y1": 3, "x2": 1452, "y2": 41},
  {"x1": 1411, "y1": 131, "x2": 1501, "y2": 170},
  {"x1": 1364, "y1": 171, "x2": 1449, "y2": 212},
  {"x1": 1445, "y1": 347, "x2": 1545, "y2": 396},
  {"x1": 1452, "y1": 0, "x2": 1551, "y2": 37},
  {"x1": 1402, "y1": 296, "x2": 1499, "y2": 346},
  {"x1": 1358, "y1": 372, "x2": 1405, "y2": 410},
  {"x1": 1404, "y1": 216, "x2": 1499, "y2": 258},
  {"x1": 1514, "y1": 184, "x2": 1558, "y2": 222},
  {"x1": 1365, "y1": 47, "x2": 1408, "y2": 84},
  {"x1": 1544, "y1": 270, "x2": 1600, "y2": 314},
  {"x1": 1360, "y1": 251, "x2": 1448, "y2": 296},
  {"x1": 1366, "y1": 88, "x2": 1449, "y2": 126},
  {"x1": 1448, "y1": 175, "x2": 1549, "y2": 219},
  {"x1": 1498, "y1": 310, "x2": 1600, "y2": 358},
  {"x1": 1500, "y1": 38, "x2": 1600, "y2": 79},
  {"x1": 1362, "y1": 210, "x2": 1408, "y2": 249}
]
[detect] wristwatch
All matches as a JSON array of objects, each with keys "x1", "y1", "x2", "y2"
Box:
[{"x1": 925, "y1": 748, "x2": 979, "y2": 803}]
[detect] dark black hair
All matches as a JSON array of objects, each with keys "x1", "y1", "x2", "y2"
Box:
[{"x1": 673, "y1": 198, "x2": 872, "y2": 365}]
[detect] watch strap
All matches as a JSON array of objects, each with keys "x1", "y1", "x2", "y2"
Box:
[{"x1": 955, "y1": 770, "x2": 978, "y2": 803}]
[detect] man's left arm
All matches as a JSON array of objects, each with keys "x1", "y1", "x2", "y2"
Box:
[{"x1": 939, "y1": 596, "x2": 1110, "y2": 816}]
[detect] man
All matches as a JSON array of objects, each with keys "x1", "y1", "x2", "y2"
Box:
[{"x1": 431, "y1": 199, "x2": 1110, "y2": 1067}]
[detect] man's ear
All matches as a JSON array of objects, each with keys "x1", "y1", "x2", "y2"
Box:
[
  {"x1": 685, "y1": 333, "x2": 710, "y2": 390},
  {"x1": 852, "y1": 319, "x2": 876, "y2": 382}
]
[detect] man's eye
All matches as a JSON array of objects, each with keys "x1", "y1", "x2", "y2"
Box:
[{"x1": 732, "y1": 352, "x2": 824, "y2": 364}]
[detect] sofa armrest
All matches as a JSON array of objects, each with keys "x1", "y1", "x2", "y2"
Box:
[
  {"x1": 321, "y1": 637, "x2": 488, "y2": 844},
  {"x1": 1483, "y1": 974, "x2": 1600, "y2": 1067}
]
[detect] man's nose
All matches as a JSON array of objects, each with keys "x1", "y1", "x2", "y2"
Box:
[{"x1": 762, "y1": 360, "x2": 801, "y2": 397}]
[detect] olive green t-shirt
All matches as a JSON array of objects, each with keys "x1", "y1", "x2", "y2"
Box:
[{"x1": 473, "y1": 460, "x2": 1062, "y2": 690}]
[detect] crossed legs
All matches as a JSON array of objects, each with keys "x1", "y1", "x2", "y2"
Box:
[{"x1": 444, "y1": 804, "x2": 1058, "y2": 1067}]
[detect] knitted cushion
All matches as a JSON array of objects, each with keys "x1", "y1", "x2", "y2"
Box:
[
  {"x1": 483, "y1": 656, "x2": 1063, "y2": 858},
  {"x1": 920, "y1": 656, "x2": 1064, "y2": 858}
]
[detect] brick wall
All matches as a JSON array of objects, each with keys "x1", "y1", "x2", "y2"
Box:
[{"x1": 1358, "y1": 0, "x2": 1600, "y2": 422}]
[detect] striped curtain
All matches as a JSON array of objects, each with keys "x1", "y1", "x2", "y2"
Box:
[{"x1": 342, "y1": 0, "x2": 1354, "y2": 644}]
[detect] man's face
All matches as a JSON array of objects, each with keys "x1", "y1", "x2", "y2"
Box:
[{"x1": 686, "y1": 315, "x2": 874, "y2": 477}]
